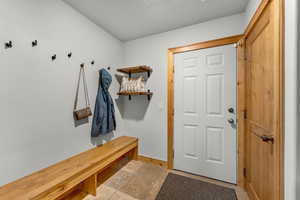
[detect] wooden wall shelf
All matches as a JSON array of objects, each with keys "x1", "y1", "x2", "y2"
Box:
[
  {"x1": 117, "y1": 66, "x2": 152, "y2": 78},
  {"x1": 117, "y1": 66, "x2": 153, "y2": 101},
  {"x1": 118, "y1": 91, "x2": 153, "y2": 101}
]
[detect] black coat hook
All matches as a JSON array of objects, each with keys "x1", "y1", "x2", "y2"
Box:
[
  {"x1": 107, "y1": 66, "x2": 111, "y2": 70},
  {"x1": 80, "y1": 63, "x2": 85, "y2": 68},
  {"x1": 51, "y1": 54, "x2": 56, "y2": 61},
  {"x1": 5, "y1": 41, "x2": 12, "y2": 49},
  {"x1": 67, "y1": 52, "x2": 72, "y2": 58},
  {"x1": 32, "y1": 40, "x2": 38, "y2": 47},
  {"x1": 91, "y1": 60, "x2": 95, "y2": 65}
]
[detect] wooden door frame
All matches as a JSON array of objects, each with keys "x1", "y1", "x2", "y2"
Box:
[
  {"x1": 167, "y1": 34, "x2": 244, "y2": 185},
  {"x1": 167, "y1": 0, "x2": 284, "y2": 194}
]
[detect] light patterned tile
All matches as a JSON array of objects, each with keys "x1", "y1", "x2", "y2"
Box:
[
  {"x1": 109, "y1": 192, "x2": 123, "y2": 200},
  {"x1": 83, "y1": 195, "x2": 96, "y2": 200},
  {"x1": 119, "y1": 175, "x2": 151, "y2": 199},
  {"x1": 122, "y1": 160, "x2": 143, "y2": 173},
  {"x1": 109, "y1": 191, "x2": 138, "y2": 200},
  {"x1": 95, "y1": 185, "x2": 116, "y2": 200},
  {"x1": 110, "y1": 192, "x2": 138, "y2": 200},
  {"x1": 145, "y1": 172, "x2": 168, "y2": 200},
  {"x1": 104, "y1": 170, "x2": 134, "y2": 190},
  {"x1": 137, "y1": 163, "x2": 168, "y2": 181},
  {"x1": 110, "y1": 161, "x2": 168, "y2": 200}
]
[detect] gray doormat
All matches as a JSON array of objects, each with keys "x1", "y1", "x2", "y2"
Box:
[{"x1": 155, "y1": 173, "x2": 237, "y2": 200}]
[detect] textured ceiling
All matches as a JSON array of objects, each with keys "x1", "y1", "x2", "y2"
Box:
[{"x1": 63, "y1": 0, "x2": 249, "y2": 41}]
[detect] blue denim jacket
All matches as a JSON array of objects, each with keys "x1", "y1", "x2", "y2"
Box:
[{"x1": 91, "y1": 69, "x2": 116, "y2": 137}]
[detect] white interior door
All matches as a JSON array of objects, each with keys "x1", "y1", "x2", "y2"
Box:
[{"x1": 174, "y1": 44, "x2": 237, "y2": 184}]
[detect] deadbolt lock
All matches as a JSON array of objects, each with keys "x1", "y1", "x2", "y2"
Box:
[{"x1": 228, "y1": 107, "x2": 234, "y2": 113}]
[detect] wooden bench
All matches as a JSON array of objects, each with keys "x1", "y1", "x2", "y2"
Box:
[{"x1": 0, "y1": 136, "x2": 138, "y2": 200}]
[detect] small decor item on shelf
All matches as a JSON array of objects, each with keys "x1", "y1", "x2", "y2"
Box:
[
  {"x1": 120, "y1": 76, "x2": 129, "y2": 92},
  {"x1": 139, "y1": 77, "x2": 146, "y2": 92},
  {"x1": 120, "y1": 76, "x2": 146, "y2": 93},
  {"x1": 73, "y1": 64, "x2": 92, "y2": 120}
]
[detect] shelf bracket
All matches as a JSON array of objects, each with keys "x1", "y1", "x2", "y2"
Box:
[
  {"x1": 147, "y1": 90, "x2": 152, "y2": 101},
  {"x1": 129, "y1": 95, "x2": 132, "y2": 100}
]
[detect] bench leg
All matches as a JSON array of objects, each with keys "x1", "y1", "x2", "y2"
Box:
[
  {"x1": 82, "y1": 174, "x2": 97, "y2": 196},
  {"x1": 132, "y1": 146, "x2": 138, "y2": 160}
]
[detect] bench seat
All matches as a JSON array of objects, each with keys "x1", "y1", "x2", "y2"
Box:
[{"x1": 0, "y1": 136, "x2": 138, "y2": 200}]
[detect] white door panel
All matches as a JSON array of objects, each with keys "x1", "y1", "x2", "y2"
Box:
[{"x1": 174, "y1": 44, "x2": 237, "y2": 184}]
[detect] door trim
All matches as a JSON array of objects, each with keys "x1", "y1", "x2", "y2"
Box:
[{"x1": 167, "y1": 34, "x2": 243, "y2": 184}]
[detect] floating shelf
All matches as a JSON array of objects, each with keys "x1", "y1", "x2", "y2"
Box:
[
  {"x1": 117, "y1": 66, "x2": 152, "y2": 78},
  {"x1": 117, "y1": 91, "x2": 153, "y2": 96},
  {"x1": 117, "y1": 66, "x2": 153, "y2": 101},
  {"x1": 118, "y1": 91, "x2": 153, "y2": 101}
]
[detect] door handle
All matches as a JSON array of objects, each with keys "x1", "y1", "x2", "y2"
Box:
[
  {"x1": 259, "y1": 135, "x2": 274, "y2": 144},
  {"x1": 228, "y1": 118, "x2": 235, "y2": 124}
]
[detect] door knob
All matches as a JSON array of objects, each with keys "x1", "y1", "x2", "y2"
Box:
[
  {"x1": 260, "y1": 135, "x2": 274, "y2": 144},
  {"x1": 228, "y1": 107, "x2": 234, "y2": 113},
  {"x1": 228, "y1": 118, "x2": 235, "y2": 124}
]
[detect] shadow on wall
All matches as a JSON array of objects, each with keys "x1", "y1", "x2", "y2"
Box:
[
  {"x1": 114, "y1": 73, "x2": 151, "y2": 121},
  {"x1": 115, "y1": 74, "x2": 123, "y2": 85},
  {"x1": 90, "y1": 132, "x2": 114, "y2": 146},
  {"x1": 73, "y1": 116, "x2": 89, "y2": 127},
  {"x1": 115, "y1": 95, "x2": 150, "y2": 121},
  {"x1": 72, "y1": 113, "x2": 115, "y2": 146}
]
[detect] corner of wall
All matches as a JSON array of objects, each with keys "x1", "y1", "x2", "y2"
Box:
[{"x1": 244, "y1": 0, "x2": 261, "y2": 29}]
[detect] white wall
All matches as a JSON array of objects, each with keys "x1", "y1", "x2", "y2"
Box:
[
  {"x1": 284, "y1": 0, "x2": 299, "y2": 200},
  {"x1": 244, "y1": 0, "x2": 260, "y2": 27},
  {"x1": 297, "y1": 0, "x2": 300, "y2": 197},
  {"x1": 123, "y1": 14, "x2": 245, "y2": 161},
  {"x1": 284, "y1": 0, "x2": 298, "y2": 197},
  {"x1": 0, "y1": 0, "x2": 125, "y2": 186}
]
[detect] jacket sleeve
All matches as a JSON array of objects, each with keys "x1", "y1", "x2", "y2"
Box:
[{"x1": 91, "y1": 94, "x2": 105, "y2": 137}]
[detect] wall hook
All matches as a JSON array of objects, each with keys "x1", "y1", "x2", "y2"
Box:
[
  {"x1": 91, "y1": 60, "x2": 95, "y2": 65},
  {"x1": 107, "y1": 66, "x2": 111, "y2": 70},
  {"x1": 51, "y1": 54, "x2": 56, "y2": 61},
  {"x1": 32, "y1": 40, "x2": 38, "y2": 47},
  {"x1": 67, "y1": 52, "x2": 72, "y2": 58},
  {"x1": 80, "y1": 63, "x2": 84, "y2": 68},
  {"x1": 5, "y1": 41, "x2": 12, "y2": 49}
]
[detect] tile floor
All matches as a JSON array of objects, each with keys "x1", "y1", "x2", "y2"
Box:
[{"x1": 83, "y1": 160, "x2": 249, "y2": 200}]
